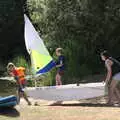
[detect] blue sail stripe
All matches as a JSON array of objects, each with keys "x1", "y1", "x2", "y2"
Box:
[{"x1": 36, "y1": 60, "x2": 56, "y2": 74}]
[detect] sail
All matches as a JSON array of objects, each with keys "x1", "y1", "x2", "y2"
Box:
[{"x1": 24, "y1": 14, "x2": 56, "y2": 75}]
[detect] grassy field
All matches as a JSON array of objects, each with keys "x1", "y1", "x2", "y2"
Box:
[
  {"x1": 1, "y1": 77, "x2": 120, "y2": 120},
  {"x1": 0, "y1": 96, "x2": 120, "y2": 120}
]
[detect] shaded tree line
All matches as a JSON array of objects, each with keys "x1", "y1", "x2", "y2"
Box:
[
  {"x1": 1, "y1": 0, "x2": 120, "y2": 84},
  {"x1": 0, "y1": 0, "x2": 27, "y2": 63},
  {"x1": 0, "y1": 0, "x2": 30, "y2": 75},
  {"x1": 26, "y1": 0, "x2": 120, "y2": 83}
]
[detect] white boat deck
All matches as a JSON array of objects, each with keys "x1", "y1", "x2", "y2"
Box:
[{"x1": 26, "y1": 82, "x2": 105, "y2": 101}]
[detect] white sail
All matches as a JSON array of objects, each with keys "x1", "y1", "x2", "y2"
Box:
[{"x1": 24, "y1": 14, "x2": 56, "y2": 75}]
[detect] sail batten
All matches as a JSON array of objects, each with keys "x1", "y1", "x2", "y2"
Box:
[{"x1": 24, "y1": 14, "x2": 55, "y2": 75}]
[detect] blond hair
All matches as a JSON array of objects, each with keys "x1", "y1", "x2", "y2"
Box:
[
  {"x1": 56, "y1": 48, "x2": 63, "y2": 54},
  {"x1": 7, "y1": 62, "x2": 15, "y2": 71}
]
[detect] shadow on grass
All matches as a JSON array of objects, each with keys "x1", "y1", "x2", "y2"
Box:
[
  {"x1": 49, "y1": 103, "x2": 119, "y2": 108},
  {"x1": 0, "y1": 107, "x2": 20, "y2": 117}
]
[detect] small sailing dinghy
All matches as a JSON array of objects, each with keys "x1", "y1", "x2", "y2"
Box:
[
  {"x1": 0, "y1": 95, "x2": 17, "y2": 108},
  {"x1": 27, "y1": 82, "x2": 105, "y2": 101},
  {"x1": 0, "y1": 77, "x2": 17, "y2": 107},
  {"x1": 24, "y1": 14, "x2": 105, "y2": 101}
]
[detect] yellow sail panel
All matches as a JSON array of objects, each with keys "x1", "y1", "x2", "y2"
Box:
[{"x1": 31, "y1": 50, "x2": 52, "y2": 73}]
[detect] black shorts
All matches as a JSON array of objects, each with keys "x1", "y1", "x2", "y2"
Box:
[
  {"x1": 58, "y1": 71, "x2": 64, "y2": 76},
  {"x1": 17, "y1": 84, "x2": 26, "y2": 92}
]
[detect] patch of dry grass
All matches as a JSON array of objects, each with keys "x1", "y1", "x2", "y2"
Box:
[{"x1": 1, "y1": 97, "x2": 120, "y2": 120}]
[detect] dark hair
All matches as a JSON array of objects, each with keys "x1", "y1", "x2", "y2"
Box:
[{"x1": 100, "y1": 51, "x2": 111, "y2": 59}]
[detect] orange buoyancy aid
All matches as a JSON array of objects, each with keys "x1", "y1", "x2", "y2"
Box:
[{"x1": 15, "y1": 67, "x2": 26, "y2": 84}]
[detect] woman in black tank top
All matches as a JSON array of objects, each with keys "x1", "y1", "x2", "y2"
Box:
[{"x1": 101, "y1": 51, "x2": 120, "y2": 106}]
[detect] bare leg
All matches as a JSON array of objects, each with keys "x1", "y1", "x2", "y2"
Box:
[
  {"x1": 55, "y1": 73, "x2": 62, "y2": 104},
  {"x1": 114, "y1": 81, "x2": 120, "y2": 104},
  {"x1": 16, "y1": 90, "x2": 21, "y2": 104},
  {"x1": 21, "y1": 91, "x2": 31, "y2": 105},
  {"x1": 107, "y1": 84, "x2": 116, "y2": 104},
  {"x1": 56, "y1": 73, "x2": 62, "y2": 86},
  {"x1": 55, "y1": 74, "x2": 58, "y2": 85},
  {"x1": 108, "y1": 80, "x2": 118, "y2": 105}
]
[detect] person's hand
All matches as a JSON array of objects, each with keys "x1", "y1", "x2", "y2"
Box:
[
  {"x1": 14, "y1": 76, "x2": 19, "y2": 81},
  {"x1": 102, "y1": 80, "x2": 105, "y2": 85},
  {"x1": 21, "y1": 88, "x2": 25, "y2": 92}
]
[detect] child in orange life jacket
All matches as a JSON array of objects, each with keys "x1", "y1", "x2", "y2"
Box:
[{"x1": 7, "y1": 62, "x2": 31, "y2": 105}]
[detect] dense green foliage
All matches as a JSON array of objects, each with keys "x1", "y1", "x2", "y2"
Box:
[
  {"x1": 0, "y1": 78, "x2": 16, "y2": 96},
  {"x1": 0, "y1": 0, "x2": 27, "y2": 69},
  {"x1": 1, "y1": 0, "x2": 120, "y2": 85},
  {"x1": 26, "y1": 0, "x2": 120, "y2": 84}
]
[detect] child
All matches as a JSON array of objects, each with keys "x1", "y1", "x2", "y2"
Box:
[
  {"x1": 7, "y1": 62, "x2": 31, "y2": 105},
  {"x1": 55, "y1": 48, "x2": 65, "y2": 86},
  {"x1": 52, "y1": 48, "x2": 65, "y2": 105}
]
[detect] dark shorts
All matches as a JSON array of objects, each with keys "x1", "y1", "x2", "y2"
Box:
[
  {"x1": 58, "y1": 71, "x2": 64, "y2": 76},
  {"x1": 17, "y1": 84, "x2": 26, "y2": 92}
]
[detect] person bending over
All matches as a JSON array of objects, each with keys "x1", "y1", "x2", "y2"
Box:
[{"x1": 7, "y1": 62, "x2": 31, "y2": 105}]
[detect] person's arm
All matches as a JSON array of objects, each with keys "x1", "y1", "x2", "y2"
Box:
[
  {"x1": 7, "y1": 70, "x2": 15, "y2": 77},
  {"x1": 105, "y1": 60, "x2": 113, "y2": 85},
  {"x1": 56, "y1": 60, "x2": 63, "y2": 68}
]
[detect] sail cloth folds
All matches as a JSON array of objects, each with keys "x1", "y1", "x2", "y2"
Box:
[{"x1": 24, "y1": 14, "x2": 56, "y2": 75}]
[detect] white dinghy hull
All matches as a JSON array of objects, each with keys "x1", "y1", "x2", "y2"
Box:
[{"x1": 26, "y1": 82, "x2": 105, "y2": 101}]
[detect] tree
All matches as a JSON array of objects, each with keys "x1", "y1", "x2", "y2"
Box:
[{"x1": 27, "y1": 0, "x2": 120, "y2": 84}]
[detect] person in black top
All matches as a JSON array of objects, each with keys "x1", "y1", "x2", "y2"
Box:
[
  {"x1": 100, "y1": 51, "x2": 120, "y2": 106},
  {"x1": 55, "y1": 48, "x2": 65, "y2": 86}
]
